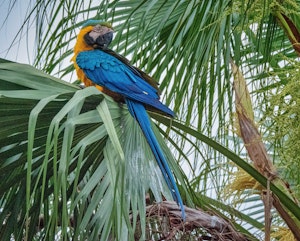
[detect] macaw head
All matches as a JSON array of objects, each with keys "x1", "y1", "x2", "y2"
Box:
[{"x1": 80, "y1": 19, "x2": 114, "y2": 49}]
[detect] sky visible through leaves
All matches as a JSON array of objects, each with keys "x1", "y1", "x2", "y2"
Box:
[{"x1": 1, "y1": 0, "x2": 36, "y2": 63}]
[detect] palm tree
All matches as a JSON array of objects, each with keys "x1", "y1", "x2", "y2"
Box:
[{"x1": 1, "y1": 0, "x2": 300, "y2": 240}]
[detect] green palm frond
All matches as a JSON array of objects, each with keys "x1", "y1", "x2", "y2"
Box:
[{"x1": 0, "y1": 59, "x2": 191, "y2": 240}]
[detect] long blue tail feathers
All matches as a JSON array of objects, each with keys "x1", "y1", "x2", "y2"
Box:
[{"x1": 126, "y1": 99, "x2": 186, "y2": 220}]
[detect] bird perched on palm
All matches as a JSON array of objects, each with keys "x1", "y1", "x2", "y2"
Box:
[{"x1": 72, "y1": 19, "x2": 185, "y2": 220}]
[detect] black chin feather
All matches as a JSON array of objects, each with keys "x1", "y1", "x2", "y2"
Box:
[{"x1": 96, "y1": 31, "x2": 113, "y2": 47}]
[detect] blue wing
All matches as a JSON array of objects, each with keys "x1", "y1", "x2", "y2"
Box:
[{"x1": 76, "y1": 50, "x2": 175, "y2": 117}]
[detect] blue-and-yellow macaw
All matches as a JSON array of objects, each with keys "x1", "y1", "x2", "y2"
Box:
[{"x1": 72, "y1": 19, "x2": 185, "y2": 220}]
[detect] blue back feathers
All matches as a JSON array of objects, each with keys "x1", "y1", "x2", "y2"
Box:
[{"x1": 76, "y1": 50, "x2": 175, "y2": 117}]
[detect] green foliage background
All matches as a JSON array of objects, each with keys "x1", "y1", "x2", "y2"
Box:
[{"x1": 1, "y1": 0, "x2": 300, "y2": 240}]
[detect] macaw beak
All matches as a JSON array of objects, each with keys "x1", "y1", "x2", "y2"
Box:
[{"x1": 84, "y1": 24, "x2": 114, "y2": 49}]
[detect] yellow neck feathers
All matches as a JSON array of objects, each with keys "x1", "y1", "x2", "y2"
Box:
[
  {"x1": 72, "y1": 26, "x2": 98, "y2": 88},
  {"x1": 73, "y1": 26, "x2": 94, "y2": 54}
]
